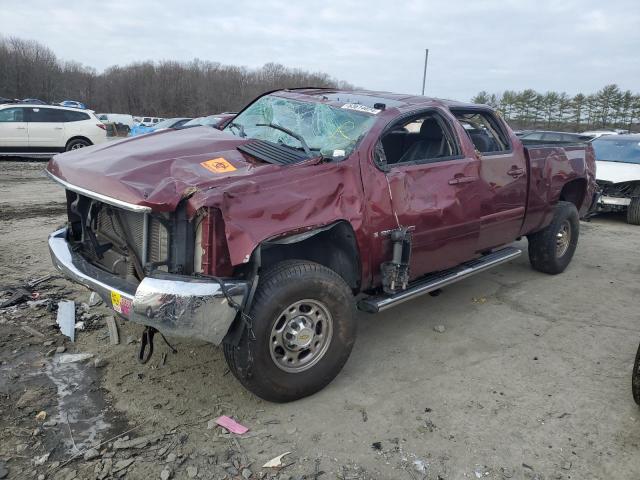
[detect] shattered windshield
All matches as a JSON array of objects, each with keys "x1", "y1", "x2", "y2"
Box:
[
  {"x1": 593, "y1": 138, "x2": 640, "y2": 164},
  {"x1": 224, "y1": 95, "x2": 377, "y2": 158}
]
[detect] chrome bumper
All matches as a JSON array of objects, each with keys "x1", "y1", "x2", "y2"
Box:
[
  {"x1": 599, "y1": 196, "x2": 632, "y2": 206},
  {"x1": 48, "y1": 228, "x2": 248, "y2": 344}
]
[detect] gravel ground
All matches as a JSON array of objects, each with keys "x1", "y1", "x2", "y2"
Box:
[{"x1": 1, "y1": 160, "x2": 640, "y2": 480}]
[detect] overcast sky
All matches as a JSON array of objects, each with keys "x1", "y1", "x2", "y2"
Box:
[{"x1": 3, "y1": 0, "x2": 639, "y2": 101}]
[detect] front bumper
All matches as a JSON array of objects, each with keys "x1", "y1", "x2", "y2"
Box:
[{"x1": 48, "y1": 228, "x2": 248, "y2": 344}]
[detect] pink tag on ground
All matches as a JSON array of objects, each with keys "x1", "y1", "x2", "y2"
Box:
[{"x1": 215, "y1": 415, "x2": 249, "y2": 434}]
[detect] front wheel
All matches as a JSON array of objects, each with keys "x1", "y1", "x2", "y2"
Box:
[
  {"x1": 223, "y1": 260, "x2": 357, "y2": 402},
  {"x1": 527, "y1": 201, "x2": 579, "y2": 275}
]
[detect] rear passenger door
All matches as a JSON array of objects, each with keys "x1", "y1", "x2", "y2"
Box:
[
  {"x1": 26, "y1": 107, "x2": 67, "y2": 149},
  {"x1": 376, "y1": 109, "x2": 483, "y2": 278},
  {"x1": 452, "y1": 109, "x2": 527, "y2": 251}
]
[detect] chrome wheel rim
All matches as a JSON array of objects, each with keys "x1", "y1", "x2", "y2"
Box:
[
  {"x1": 556, "y1": 220, "x2": 571, "y2": 257},
  {"x1": 269, "y1": 299, "x2": 333, "y2": 373},
  {"x1": 71, "y1": 143, "x2": 85, "y2": 150}
]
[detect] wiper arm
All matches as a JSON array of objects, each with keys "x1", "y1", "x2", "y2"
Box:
[
  {"x1": 255, "y1": 122, "x2": 312, "y2": 156},
  {"x1": 228, "y1": 122, "x2": 246, "y2": 138}
]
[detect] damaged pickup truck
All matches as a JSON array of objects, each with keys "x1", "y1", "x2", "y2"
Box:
[{"x1": 46, "y1": 89, "x2": 596, "y2": 402}]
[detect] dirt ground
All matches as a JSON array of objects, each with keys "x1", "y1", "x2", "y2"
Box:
[{"x1": 1, "y1": 160, "x2": 640, "y2": 480}]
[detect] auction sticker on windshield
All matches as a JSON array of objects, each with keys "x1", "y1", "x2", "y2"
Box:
[
  {"x1": 201, "y1": 157, "x2": 237, "y2": 174},
  {"x1": 341, "y1": 103, "x2": 381, "y2": 115},
  {"x1": 111, "y1": 291, "x2": 132, "y2": 316}
]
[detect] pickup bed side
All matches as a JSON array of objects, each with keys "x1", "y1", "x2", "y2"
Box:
[{"x1": 521, "y1": 143, "x2": 597, "y2": 235}]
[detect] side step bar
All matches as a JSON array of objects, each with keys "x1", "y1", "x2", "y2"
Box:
[{"x1": 358, "y1": 246, "x2": 522, "y2": 313}]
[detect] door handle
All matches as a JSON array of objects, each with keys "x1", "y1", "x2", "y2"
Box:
[
  {"x1": 448, "y1": 175, "x2": 478, "y2": 185},
  {"x1": 54, "y1": 127, "x2": 63, "y2": 130},
  {"x1": 16, "y1": 126, "x2": 26, "y2": 130},
  {"x1": 507, "y1": 167, "x2": 525, "y2": 178}
]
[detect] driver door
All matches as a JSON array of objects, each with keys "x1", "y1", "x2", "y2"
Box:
[{"x1": 374, "y1": 109, "x2": 483, "y2": 278}]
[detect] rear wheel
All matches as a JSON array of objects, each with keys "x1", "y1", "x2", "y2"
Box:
[
  {"x1": 223, "y1": 260, "x2": 356, "y2": 402},
  {"x1": 528, "y1": 201, "x2": 579, "y2": 274},
  {"x1": 66, "y1": 138, "x2": 91, "y2": 151},
  {"x1": 627, "y1": 197, "x2": 640, "y2": 225}
]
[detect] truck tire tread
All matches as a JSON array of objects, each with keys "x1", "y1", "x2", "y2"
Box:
[
  {"x1": 223, "y1": 259, "x2": 356, "y2": 402},
  {"x1": 627, "y1": 197, "x2": 640, "y2": 225},
  {"x1": 527, "y1": 201, "x2": 579, "y2": 275}
]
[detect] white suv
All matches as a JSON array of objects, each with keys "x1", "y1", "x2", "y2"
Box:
[{"x1": 0, "y1": 104, "x2": 108, "y2": 156}]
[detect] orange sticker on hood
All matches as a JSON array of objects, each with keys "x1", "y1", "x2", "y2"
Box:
[{"x1": 200, "y1": 157, "x2": 237, "y2": 174}]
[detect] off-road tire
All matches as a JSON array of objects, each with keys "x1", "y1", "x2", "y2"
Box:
[
  {"x1": 627, "y1": 197, "x2": 640, "y2": 225},
  {"x1": 223, "y1": 260, "x2": 356, "y2": 402},
  {"x1": 66, "y1": 138, "x2": 91, "y2": 151},
  {"x1": 527, "y1": 201, "x2": 579, "y2": 274},
  {"x1": 633, "y1": 342, "x2": 640, "y2": 405}
]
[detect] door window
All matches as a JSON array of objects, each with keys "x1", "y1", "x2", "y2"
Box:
[
  {"x1": 543, "y1": 132, "x2": 562, "y2": 141},
  {"x1": 522, "y1": 132, "x2": 544, "y2": 140},
  {"x1": 27, "y1": 108, "x2": 68, "y2": 122},
  {"x1": 0, "y1": 108, "x2": 25, "y2": 122},
  {"x1": 452, "y1": 110, "x2": 510, "y2": 154},
  {"x1": 378, "y1": 113, "x2": 459, "y2": 167}
]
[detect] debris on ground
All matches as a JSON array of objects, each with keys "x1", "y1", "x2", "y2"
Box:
[
  {"x1": 215, "y1": 415, "x2": 249, "y2": 434},
  {"x1": 105, "y1": 316, "x2": 119, "y2": 345},
  {"x1": 35, "y1": 411, "x2": 47, "y2": 421},
  {"x1": 56, "y1": 300, "x2": 76, "y2": 341},
  {"x1": 57, "y1": 353, "x2": 94, "y2": 364},
  {"x1": 433, "y1": 325, "x2": 446, "y2": 333},
  {"x1": 0, "y1": 286, "x2": 31, "y2": 308},
  {"x1": 263, "y1": 452, "x2": 291, "y2": 468},
  {"x1": 88, "y1": 291, "x2": 103, "y2": 307}
]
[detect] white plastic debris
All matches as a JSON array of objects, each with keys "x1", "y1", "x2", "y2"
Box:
[
  {"x1": 56, "y1": 300, "x2": 75, "y2": 342},
  {"x1": 262, "y1": 452, "x2": 291, "y2": 468},
  {"x1": 57, "y1": 353, "x2": 94, "y2": 364}
]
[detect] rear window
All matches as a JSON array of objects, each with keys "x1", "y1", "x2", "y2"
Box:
[
  {"x1": 64, "y1": 110, "x2": 90, "y2": 122},
  {"x1": 452, "y1": 110, "x2": 510, "y2": 154}
]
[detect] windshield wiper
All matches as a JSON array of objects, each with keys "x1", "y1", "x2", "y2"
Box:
[
  {"x1": 228, "y1": 122, "x2": 246, "y2": 138},
  {"x1": 255, "y1": 123, "x2": 312, "y2": 156}
]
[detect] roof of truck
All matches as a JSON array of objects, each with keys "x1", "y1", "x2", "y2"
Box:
[{"x1": 281, "y1": 88, "x2": 480, "y2": 110}]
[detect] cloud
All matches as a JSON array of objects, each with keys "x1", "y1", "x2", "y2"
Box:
[{"x1": 1, "y1": 0, "x2": 638, "y2": 101}]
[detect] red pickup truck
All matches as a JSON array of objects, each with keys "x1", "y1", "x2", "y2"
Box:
[{"x1": 47, "y1": 89, "x2": 596, "y2": 402}]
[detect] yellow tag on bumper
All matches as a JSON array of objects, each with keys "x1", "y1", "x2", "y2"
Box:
[
  {"x1": 200, "y1": 157, "x2": 237, "y2": 174},
  {"x1": 111, "y1": 291, "x2": 132, "y2": 315}
]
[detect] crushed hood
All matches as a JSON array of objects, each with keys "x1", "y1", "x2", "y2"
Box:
[
  {"x1": 46, "y1": 127, "x2": 294, "y2": 212},
  {"x1": 596, "y1": 160, "x2": 640, "y2": 184}
]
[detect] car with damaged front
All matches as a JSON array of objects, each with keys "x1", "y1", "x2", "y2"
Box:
[
  {"x1": 46, "y1": 88, "x2": 597, "y2": 402},
  {"x1": 592, "y1": 134, "x2": 640, "y2": 224}
]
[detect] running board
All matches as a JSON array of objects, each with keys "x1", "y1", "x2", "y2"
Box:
[{"x1": 358, "y1": 246, "x2": 522, "y2": 313}]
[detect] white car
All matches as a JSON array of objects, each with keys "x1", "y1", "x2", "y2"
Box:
[
  {"x1": 0, "y1": 104, "x2": 107, "y2": 156},
  {"x1": 137, "y1": 116, "x2": 164, "y2": 127},
  {"x1": 593, "y1": 134, "x2": 640, "y2": 224}
]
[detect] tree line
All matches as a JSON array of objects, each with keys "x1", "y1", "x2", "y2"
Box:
[
  {"x1": 0, "y1": 36, "x2": 353, "y2": 117},
  {"x1": 472, "y1": 85, "x2": 640, "y2": 132}
]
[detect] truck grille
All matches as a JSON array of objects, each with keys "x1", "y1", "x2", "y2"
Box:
[{"x1": 92, "y1": 206, "x2": 169, "y2": 278}]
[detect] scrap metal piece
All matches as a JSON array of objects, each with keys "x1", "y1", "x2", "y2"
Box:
[
  {"x1": 105, "y1": 316, "x2": 120, "y2": 345},
  {"x1": 57, "y1": 300, "x2": 76, "y2": 342}
]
